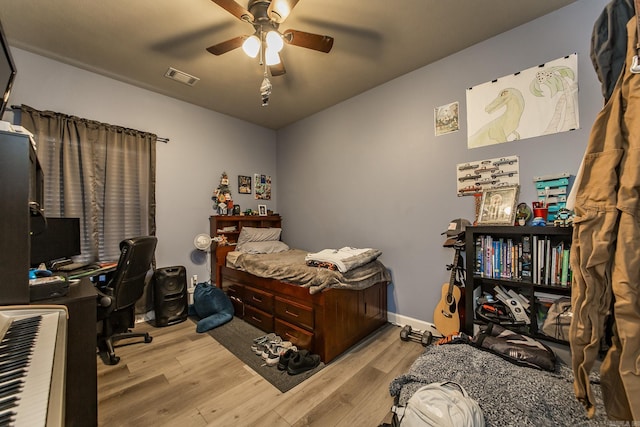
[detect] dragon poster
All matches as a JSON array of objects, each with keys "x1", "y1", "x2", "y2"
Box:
[{"x1": 466, "y1": 53, "x2": 578, "y2": 149}]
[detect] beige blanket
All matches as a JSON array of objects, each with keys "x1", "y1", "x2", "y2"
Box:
[
  {"x1": 227, "y1": 249, "x2": 390, "y2": 294},
  {"x1": 304, "y1": 247, "x2": 382, "y2": 273}
]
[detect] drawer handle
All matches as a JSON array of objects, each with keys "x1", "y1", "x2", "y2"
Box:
[
  {"x1": 285, "y1": 332, "x2": 295, "y2": 340},
  {"x1": 252, "y1": 296, "x2": 263, "y2": 303},
  {"x1": 251, "y1": 316, "x2": 261, "y2": 323},
  {"x1": 285, "y1": 309, "x2": 299, "y2": 318}
]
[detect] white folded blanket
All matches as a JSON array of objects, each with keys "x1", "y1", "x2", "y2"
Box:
[{"x1": 305, "y1": 247, "x2": 382, "y2": 273}]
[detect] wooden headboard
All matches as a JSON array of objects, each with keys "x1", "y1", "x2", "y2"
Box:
[{"x1": 209, "y1": 215, "x2": 282, "y2": 287}]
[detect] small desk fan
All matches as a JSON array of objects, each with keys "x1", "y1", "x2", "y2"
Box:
[
  {"x1": 193, "y1": 234, "x2": 213, "y2": 283},
  {"x1": 193, "y1": 233, "x2": 212, "y2": 251},
  {"x1": 194, "y1": 234, "x2": 213, "y2": 252}
]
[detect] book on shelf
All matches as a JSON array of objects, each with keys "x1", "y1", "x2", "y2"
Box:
[
  {"x1": 560, "y1": 246, "x2": 571, "y2": 286},
  {"x1": 521, "y1": 236, "x2": 532, "y2": 281},
  {"x1": 474, "y1": 236, "x2": 483, "y2": 275},
  {"x1": 544, "y1": 237, "x2": 551, "y2": 285},
  {"x1": 473, "y1": 232, "x2": 570, "y2": 286},
  {"x1": 534, "y1": 291, "x2": 565, "y2": 303}
]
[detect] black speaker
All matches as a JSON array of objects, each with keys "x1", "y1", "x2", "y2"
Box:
[{"x1": 153, "y1": 266, "x2": 188, "y2": 327}]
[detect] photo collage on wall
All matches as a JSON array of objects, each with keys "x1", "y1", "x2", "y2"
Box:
[
  {"x1": 254, "y1": 174, "x2": 271, "y2": 200},
  {"x1": 456, "y1": 155, "x2": 519, "y2": 197}
]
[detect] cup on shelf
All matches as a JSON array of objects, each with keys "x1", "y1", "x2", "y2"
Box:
[{"x1": 532, "y1": 201, "x2": 548, "y2": 220}]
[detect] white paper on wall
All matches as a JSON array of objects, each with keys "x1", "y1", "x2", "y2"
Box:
[{"x1": 466, "y1": 53, "x2": 579, "y2": 149}]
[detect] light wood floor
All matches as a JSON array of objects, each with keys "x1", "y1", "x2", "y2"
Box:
[{"x1": 97, "y1": 320, "x2": 424, "y2": 426}]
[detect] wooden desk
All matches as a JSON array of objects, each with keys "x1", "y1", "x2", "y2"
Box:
[
  {"x1": 36, "y1": 279, "x2": 98, "y2": 427},
  {"x1": 68, "y1": 263, "x2": 117, "y2": 280}
]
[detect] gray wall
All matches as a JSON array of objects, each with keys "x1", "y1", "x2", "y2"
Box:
[
  {"x1": 6, "y1": 49, "x2": 278, "y2": 285},
  {"x1": 276, "y1": 0, "x2": 609, "y2": 324},
  {"x1": 5, "y1": 0, "x2": 610, "y2": 327}
]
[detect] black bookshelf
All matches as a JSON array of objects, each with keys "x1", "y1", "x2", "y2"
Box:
[{"x1": 464, "y1": 225, "x2": 572, "y2": 343}]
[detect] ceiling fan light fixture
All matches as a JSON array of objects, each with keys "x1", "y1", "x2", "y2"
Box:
[
  {"x1": 242, "y1": 35, "x2": 261, "y2": 58},
  {"x1": 266, "y1": 30, "x2": 284, "y2": 53},
  {"x1": 265, "y1": 47, "x2": 281, "y2": 66}
]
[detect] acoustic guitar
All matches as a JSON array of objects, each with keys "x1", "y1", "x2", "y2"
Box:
[{"x1": 433, "y1": 244, "x2": 465, "y2": 336}]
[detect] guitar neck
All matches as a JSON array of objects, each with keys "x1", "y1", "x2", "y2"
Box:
[{"x1": 447, "y1": 248, "x2": 462, "y2": 293}]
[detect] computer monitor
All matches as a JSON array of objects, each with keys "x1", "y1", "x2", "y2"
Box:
[{"x1": 30, "y1": 217, "x2": 81, "y2": 266}]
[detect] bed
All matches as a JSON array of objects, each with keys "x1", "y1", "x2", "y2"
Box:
[
  {"x1": 388, "y1": 343, "x2": 607, "y2": 426},
  {"x1": 218, "y1": 227, "x2": 391, "y2": 363}
]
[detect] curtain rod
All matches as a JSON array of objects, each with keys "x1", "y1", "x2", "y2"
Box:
[{"x1": 9, "y1": 104, "x2": 169, "y2": 143}]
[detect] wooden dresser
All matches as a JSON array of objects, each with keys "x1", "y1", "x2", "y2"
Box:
[
  {"x1": 209, "y1": 215, "x2": 282, "y2": 287},
  {"x1": 221, "y1": 265, "x2": 388, "y2": 363}
]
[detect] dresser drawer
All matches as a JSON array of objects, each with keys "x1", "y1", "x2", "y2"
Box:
[
  {"x1": 275, "y1": 318, "x2": 313, "y2": 351},
  {"x1": 245, "y1": 305, "x2": 274, "y2": 332},
  {"x1": 224, "y1": 283, "x2": 244, "y2": 318},
  {"x1": 244, "y1": 286, "x2": 274, "y2": 313},
  {"x1": 275, "y1": 297, "x2": 313, "y2": 331}
]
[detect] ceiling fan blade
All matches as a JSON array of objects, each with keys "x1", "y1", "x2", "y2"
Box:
[
  {"x1": 267, "y1": 0, "x2": 300, "y2": 24},
  {"x1": 210, "y1": 0, "x2": 254, "y2": 22},
  {"x1": 283, "y1": 29, "x2": 334, "y2": 53},
  {"x1": 269, "y1": 57, "x2": 286, "y2": 76},
  {"x1": 206, "y1": 35, "x2": 247, "y2": 55}
]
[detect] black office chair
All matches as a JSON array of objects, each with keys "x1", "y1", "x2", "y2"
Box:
[{"x1": 96, "y1": 236, "x2": 158, "y2": 365}]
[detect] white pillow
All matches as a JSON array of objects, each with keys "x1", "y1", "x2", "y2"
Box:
[
  {"x1": 236, "y1": 227, "x2": 282, "y2": 247},
  {"x1": 238, "y1": 241, "x2": 290, "y2": 254}
]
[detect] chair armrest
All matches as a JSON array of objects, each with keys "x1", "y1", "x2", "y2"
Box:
[{"x1": 96, "y1": 287, "x2": 114, "y2": 313}]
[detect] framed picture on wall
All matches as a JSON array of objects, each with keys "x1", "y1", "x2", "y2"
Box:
[
  {"x1": 477, "y1": 185, "x2": 520, "y2": 225},
  {"x1": 238, "y1": 175, "x2": 252, "y2": 194},
  {"x1": 434, "y1": 101, "x2": 459, "y2": 136},
  {"x1": 258, "y1": 204, "x2": 267, "y2": 216}
]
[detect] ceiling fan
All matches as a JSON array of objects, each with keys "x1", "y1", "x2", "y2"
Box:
[{"x1": 206, "y1": 0, "x2": 334, "y2": 77}]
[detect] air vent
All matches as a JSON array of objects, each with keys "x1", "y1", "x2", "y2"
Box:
[{"x1": 164, "y1": 67, "x2": 200, "y2": 86}]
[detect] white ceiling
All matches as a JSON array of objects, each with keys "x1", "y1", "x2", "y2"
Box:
[{"x1": 0, "y1": 0, "x2": 577, "y2": 129}]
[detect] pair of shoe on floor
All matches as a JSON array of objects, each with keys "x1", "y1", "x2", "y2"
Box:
[
  {"x1": 277, "y1": 348, "x2": 321, "y2": 375},
  {"x1": 251, "y1": 333, "x2": 296, "y2": 367}
]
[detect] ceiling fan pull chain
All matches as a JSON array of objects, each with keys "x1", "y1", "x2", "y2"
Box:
[
  {"x1": 260, "y1": 71, "x2": 272, "y2": 107},
  {"x1": 258, "y1": 27, "x2": 264, "y2": 66}
]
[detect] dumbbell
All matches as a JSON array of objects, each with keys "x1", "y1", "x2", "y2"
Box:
[{"x1": 400, "y1": 325, "x2": 433, "y2": 346}]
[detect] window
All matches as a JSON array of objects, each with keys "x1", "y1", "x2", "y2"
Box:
[{"x1": 20, "y1": 105, "x2": 156, "y2": 263}]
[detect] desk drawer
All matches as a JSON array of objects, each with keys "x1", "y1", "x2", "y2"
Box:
[
  {"x1": 244, "y1": 286, "x2": 274, "y2": 313},
  {"x1": 275, "y1": 297, "x2": 313, "y2": 331},
  {"x1": 245, "y1": 305, "x2": 273, "y2": 332},
  {"x1": 275, "y1": 318, "x2": 313, "y2": 351}
]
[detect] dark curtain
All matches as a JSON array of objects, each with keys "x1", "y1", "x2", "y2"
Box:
[{"x1": 19, "y1": 104, "x2": 157, "y2": 312}]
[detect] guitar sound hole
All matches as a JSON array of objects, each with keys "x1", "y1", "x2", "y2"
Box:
[{"x1": 445, "y1": 296, "x2": 457, "y2": 313}]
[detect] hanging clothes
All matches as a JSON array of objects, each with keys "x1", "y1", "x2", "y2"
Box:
[
  {"x1": 591, "y1": 0, "x2": 636, "y2": 102},
  {"x1": 570, "y1": 12, "x2": 640, "y2": 422}
]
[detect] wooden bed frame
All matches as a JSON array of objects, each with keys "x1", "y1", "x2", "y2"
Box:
[{"x1": 220, "y1": 264, "x2": 388, "y2": 363}]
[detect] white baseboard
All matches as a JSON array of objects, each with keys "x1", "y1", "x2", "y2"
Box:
[{"x1": 387, "y1": 312, "x2": 443, "y2": 338}]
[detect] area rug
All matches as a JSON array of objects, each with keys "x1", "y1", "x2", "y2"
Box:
[
  {"x1": 190, "y1": 316, "x2": 324, "y2": 393},
  {"x1": 389, "y1": 343, "x2": 608, "y2": 426}
]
